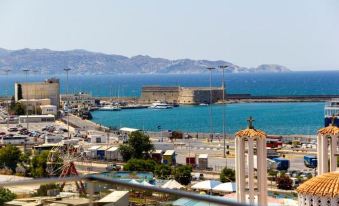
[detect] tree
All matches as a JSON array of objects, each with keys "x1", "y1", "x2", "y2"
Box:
[
  {"x1": 154, "y1": 164, "x2": 172, "y2": 180},
  {"x1": 9, "y1": 102, "x2": 25, "y2": 115},
  {"x1": 276, "y1": 174, "x2": 293, "y2": 190},
  {"x1": 123, "y1": 159, "x2": 156, "y2": 172},
  {"x1": 30, "y1": 151, "x2": 49, "y2": 178},
  {"x1": 173, "y1": 165, "x2": 192, "y2": 185},
  {"x1": 119, "y1": 144, "x2": 134, "y2": 162},
  {"x1": 0, "y1": 145, "x2": 22, "y2": 173},
  {"x1": 220, "y1": 167, "x2": 235, "y2": 183},
  {"x1": 0, "y1": 187, "x2": 16, "y2": 205},
  {"x1": 118, "y1": 131, "x2": 154, "y2": 161}
]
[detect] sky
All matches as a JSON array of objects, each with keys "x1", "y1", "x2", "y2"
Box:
[{"x1": 0, "y1": 0, "x2": 339, "y2": 71}]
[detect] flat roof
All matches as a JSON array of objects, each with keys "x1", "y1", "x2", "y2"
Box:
[
  {"x1": 97, "y1": 190, "x2": 129, "y2": 203},
  {"x1": 107, "y1": 147, "x2": 119, "y2": 151},
  {"x1": 164, "y1": 150, "x2": 175, "y2": 155},
  {"x1": 198, "y1": 154, "x2": 208, "y2": 158},
  {"x1": 19, "y1": 114, "x2": 55, "y2": 118},
  {"x1": 88, "y1": 145, "x2": 102, "y2": 150},
  {"x1": 40, "y1": 105, "x2": 57, "y2": 108}
]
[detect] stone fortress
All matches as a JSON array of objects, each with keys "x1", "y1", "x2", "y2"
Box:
[{"x1": 140, "y1": 86, "x2": 224, "y2": 104}]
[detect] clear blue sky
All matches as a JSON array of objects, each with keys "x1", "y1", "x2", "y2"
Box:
[{"x1": 1, "y1": 0, "x2": 339, "y2": 70}]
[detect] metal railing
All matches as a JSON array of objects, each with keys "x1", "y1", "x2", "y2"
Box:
[{"x1": 1, "y1": 175, "x2": 252, "y2": 206}]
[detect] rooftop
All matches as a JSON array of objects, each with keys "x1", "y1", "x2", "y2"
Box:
[{"x1": 296, "y1": 171, "x2": 339, "y2": 197}]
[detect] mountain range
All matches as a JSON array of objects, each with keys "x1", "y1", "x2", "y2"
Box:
[{"x1": 0, "y1": 48, "x2": 291, "y2": 74}]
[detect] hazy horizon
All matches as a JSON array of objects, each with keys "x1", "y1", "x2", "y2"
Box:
[{"x1": 1, "y1": 0, "x2": 339, "y2": 71}]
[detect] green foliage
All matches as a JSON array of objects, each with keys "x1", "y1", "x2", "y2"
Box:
[
  {"x1": 119, "y1": 144, "x2": 134, "y2": 162},
  {"x1": 9, "y1": 102, "x2": 25, "y2": 115},
  {"x1": 276, "y1": 174, "x2": 293, "y2": 190},
  {"x1": 220, "y1": 167, "x2": 235, "y2": 183},
  {"x1": 118, "y1": 131, "x2": 154, "y2": 161},
  {"x1": 123, "y1": 159, "x2": 156, "y2": 172},
  {"x1": 0, "y1": 187, "x2": 16, "y2": 205},
  {"x1": 0, "y1": 145, "x2": 22, "y2": 173},
  {"x1": 173, "y1": 165, "x2": 192, "y2": 185},
  {"x1": 33, "y1": 184, "x2": 60, "y2": 197},
  {"x1": 30, "y1": 151, "x2": 50, "y2": 178},
  {"x1": 154, "y1": 164, "x2": 172, "y2": 179}
]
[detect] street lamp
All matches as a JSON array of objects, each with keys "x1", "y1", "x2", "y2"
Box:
[
  {"x1": 3, "y1": 69, "x2": 11, "y2": 128},
  {"x1": 219, "y1": 65, "x2": 228, "y2": 161},
  {"x1": 23, "y1": 69, "x2": 30, "y2": 130},
  {"x1": 206, "y1": 67, "x2": 216, "y2": 142},
  {"x1": 64, "y1": 68, "x2": 71, "y2": 138}
]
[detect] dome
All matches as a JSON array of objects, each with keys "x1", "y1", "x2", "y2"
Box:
[
  {"x1": 297, "y1": 171, "x2": 339, "y2": 198},
  {"x1": 318, "y1": 125, "x2": 339, "y2": 136},
  {"x1": 235, "y1": 128, "x2": 266, "y2": 139}
]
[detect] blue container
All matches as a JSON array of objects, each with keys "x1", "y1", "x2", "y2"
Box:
[
  {"x1": 304, "y1": 155, "x2": 317, "y2": 169},
  {"x1": 273, "y1": 158, "x2": 290, "y2": 171}
]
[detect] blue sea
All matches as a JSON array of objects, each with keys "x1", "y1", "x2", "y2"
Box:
[{"x1": 1, "y1": 71, "x2": 337, "y2": 134}]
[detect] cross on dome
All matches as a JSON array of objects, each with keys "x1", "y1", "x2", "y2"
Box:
[{"x1": 247, "y1": 116, "x2": 255, "y2": 129}]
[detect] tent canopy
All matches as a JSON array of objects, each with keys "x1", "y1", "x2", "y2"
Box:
[
  {"x1": 161, "y1": 179, "x2": 184, "y2": 190},
  {"x1": 191, "y1": 180, "x2": 221, "y2": 190},
  {"x1": 212, "y1": 182, "x2": 236, "y2": 193}
]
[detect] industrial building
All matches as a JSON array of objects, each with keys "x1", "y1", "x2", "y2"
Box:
[
  {"x1": 15, "y1": 78, "x2": 60, "y2": 108},
  {"x1": 140, "y1": 86, "x2": 224, "y2": 104}
]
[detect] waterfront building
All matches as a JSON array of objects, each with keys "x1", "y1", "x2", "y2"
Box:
[
  {"x1": 19, "y1": 114, "x2": 55, "y2": 123},
  {"x1": 235, "y1": 117, "x2": 267, "y2": 206},
  {"x1": 140, "y1": 86, "x2": 224, "y2": 104},
  {"x1": 296, "y1": 171, "x2": 339, "y2": 206},
  {"x1": 316, "y1": 118, "x2": 339, "y2": 175},
  {"x1": 60, "y1": 92, "x2": 95, "y2": 108},
  {"x1": 15, "y1": 78, "x2": 60, "y2": 108}
]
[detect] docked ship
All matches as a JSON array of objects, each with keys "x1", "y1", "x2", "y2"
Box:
[
  {"x1": 98, "y1": 104, "x2": 121, "y2": 111},
  {"x1": 324, "y1": 99, "x2": 339, "y2": 126},
  {"x1": 149, "y1": 101, "x2": 173, "y2": 109}
]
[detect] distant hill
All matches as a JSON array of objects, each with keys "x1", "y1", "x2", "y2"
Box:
[{"x1": 0, "y1": 48, "x2": 291, "y2": 74}]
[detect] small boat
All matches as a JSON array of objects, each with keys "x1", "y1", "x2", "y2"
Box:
[
  {"x1": 199, "y1": 103, "x2": 208, "y2": 106},
  {"x1": 98, "y1": 105, "x2": 121, "y2": 111},
  {"x1": 149, "y1": 101, "x2": 173, "y2": 109}
]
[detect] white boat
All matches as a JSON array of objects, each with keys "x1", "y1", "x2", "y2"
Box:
[
  {"x1": 99, "y1": 105, "x2": 121, "y2": 111},
  {"x1": 199, "y1": 103, "x2": 208, "y2": 106},
  {"x1": 149, "y1": 101, "x2": 173, "y2": 109}
]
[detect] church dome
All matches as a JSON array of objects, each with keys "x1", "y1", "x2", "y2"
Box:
[{"x1": 296, "y1": 171, "x2": 339, "y2": 206}]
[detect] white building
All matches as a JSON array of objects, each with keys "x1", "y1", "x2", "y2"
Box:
[
  {"x1": 89, "y1": 134, "x2": 107, "y2": 143},
  {"x1": 88, "y1": 145, "x2": 102, "y2": 159},
  {"x1": 19, "y1": 114, "x2": 55, "y2": 123},
  {"x1": 105, "y1": 147, "x2": 122, "y2": 161},
  {"x1": 61, "y1": 92, "x2": 95, "y2": 108},
  {"x1": 40, "y1": 105, "x2": 57, "y2": 115}
]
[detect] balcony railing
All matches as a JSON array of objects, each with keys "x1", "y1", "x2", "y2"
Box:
[{"x1": 1, "y1": 175, "x2": 253, "y2": 206}]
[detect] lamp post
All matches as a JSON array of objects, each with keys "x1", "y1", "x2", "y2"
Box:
[
  {"x1": 206, "y1": 67, "x2": 216, "y2": 141},
  {"x1": 219, "y1": 65, "x2": 228, "y2": 160},
  {"x1": 64, "y1": 68, "x2": 71, "y2": 138},
  {"x1": 23, "y1": 69, "x2": 30, "y2": 130},
  {"x1": 4, "y1": 69, "x2": 11, "y2": 128}
]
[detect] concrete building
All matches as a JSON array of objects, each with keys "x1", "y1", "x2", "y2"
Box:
[
  {"x1": 40, "y1": 105, "x2": 57, "y2": 115},
  {"x1": 235, "y1": 117, "x2": 267, "y2": 206},
  {"x1": 61, "y1": 92, "x2": 95, "y2": 108},
  {"x1": 15, "y1": 78, "x2": 60, "y2": 108},
  {"x1": 140, "y1": 86, "x2": 224, "y2": 104},
  {"x1": 316, "y1": 118, "x2": 339, "y2": 175},
  {"x1": 18, "y1": 98, "x2": 51, "y2": 114},
  {"x1": 19, "y1": 114, "x2": 55, "y2": 123}
]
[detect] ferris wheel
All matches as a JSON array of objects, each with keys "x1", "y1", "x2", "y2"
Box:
[{"x1": 46, "y1": 143, "x2": 86, "y2": 194}]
